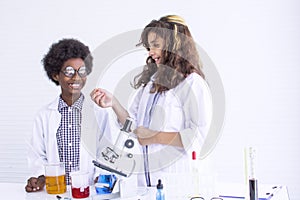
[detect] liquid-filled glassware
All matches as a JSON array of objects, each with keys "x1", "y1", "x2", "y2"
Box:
[
  {"x1": 70, "y1": 171, "x2": 90, "y2": 198},
  {"x1": 45, "y1": 162, "x2": 66, "y2": 194}
]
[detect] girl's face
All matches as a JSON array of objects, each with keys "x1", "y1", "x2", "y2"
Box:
[
  {"x1": 147, "y1": 32, "x2": 165, "y2": 64},
  {"x1": 53, "y1": 58, "x2": 87, "y2": 100}
]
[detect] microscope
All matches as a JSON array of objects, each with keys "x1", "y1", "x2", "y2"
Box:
[{"x1": 93, "y1": 117, "x2": 138, "y2": 197}]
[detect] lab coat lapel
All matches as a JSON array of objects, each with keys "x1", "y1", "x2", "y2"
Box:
[
  {"x1": 137, "y1": 83, "x2": 153, "y2": 127},
  {"x1": 47, "y1": 97, "x2": 61, "y2": 163}
]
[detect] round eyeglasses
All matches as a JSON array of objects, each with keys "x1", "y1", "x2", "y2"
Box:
[{"x1": 60, "y1": 66, "x2": 87, "y2": 78}]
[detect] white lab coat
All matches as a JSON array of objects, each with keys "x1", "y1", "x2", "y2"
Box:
[
  {"x1": 129, "y1": 73, "x2": 212, "y2": 186},
  {"x1": 27, "y1": 96, "x2": 111, "y2": 183}
]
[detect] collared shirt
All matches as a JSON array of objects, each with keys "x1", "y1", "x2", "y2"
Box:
[{"x1": 57, "y1": 94, "x2": 84, "y2": 185}]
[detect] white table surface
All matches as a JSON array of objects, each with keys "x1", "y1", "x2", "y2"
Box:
[
  {"x1": 217, "y1": 182, "x2": 290, "y2": 200},
  {"x1": 0, "y1": 183, "x2": 153, "y2": 200},
  {"x1": 0, "y1": 182, "x2": 289, "y2": 200}
]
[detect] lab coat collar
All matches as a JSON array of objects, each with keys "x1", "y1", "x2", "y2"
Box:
[{"x1": 47, "y1": 96, "x2": 60, "y2": 110}]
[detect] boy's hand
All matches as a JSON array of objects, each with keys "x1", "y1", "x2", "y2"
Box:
[{"x1": 25, "y1": 175, "x2": 45, "y2": 192}]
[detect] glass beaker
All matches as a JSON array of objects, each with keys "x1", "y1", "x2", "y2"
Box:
[
  {"x1": 44, "y1": 162, "x2": 66, "y2": 194},
  {"x1": 70, "y1": 171, "x2": 90, "y2": 198}
]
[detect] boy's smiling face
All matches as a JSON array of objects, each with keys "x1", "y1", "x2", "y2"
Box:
[{"x1": 53, "y1": 58, "x2": 87, "y2": 103}]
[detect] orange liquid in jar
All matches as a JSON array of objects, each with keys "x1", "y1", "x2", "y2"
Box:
[{"x1": 45, "y1": 174, "x2": 66, "y2": 194}]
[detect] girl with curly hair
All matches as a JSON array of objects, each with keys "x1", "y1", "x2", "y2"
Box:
[{"x1": 91, "y1": 15, "x2": 212, "y2": 187}]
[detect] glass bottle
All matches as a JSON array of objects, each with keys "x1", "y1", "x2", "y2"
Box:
[{"x1": 156, "y1": 179, "x2": 165, "y2": 200}]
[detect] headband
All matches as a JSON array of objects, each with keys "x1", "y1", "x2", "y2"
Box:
[
  {"x1": 162, "y1": 15, "x2": 186, "y2": 51},
  {"x1": 164, "y1": 15, "x2": 186, "y2": 26}
]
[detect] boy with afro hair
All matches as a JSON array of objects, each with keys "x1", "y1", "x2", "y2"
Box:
[{"x1": 25, "y1": 38, "x2": 110, "y2": 192}]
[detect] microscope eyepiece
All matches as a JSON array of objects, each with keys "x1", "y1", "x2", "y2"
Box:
[{"x1": 121, "y1": 117, "x2": 133, "y2": 133}]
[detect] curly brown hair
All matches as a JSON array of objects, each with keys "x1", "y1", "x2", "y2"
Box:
[
  {"x1": 133, "y1": 15, "x2": 205, "y2": 93},
  {"x1": 42, "y1": 38, "x2": 93, "y2": 85}
]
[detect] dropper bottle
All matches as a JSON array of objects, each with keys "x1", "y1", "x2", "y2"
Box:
[{"x1": 156, "y1": 179, "x2": 165, "y2": 200}]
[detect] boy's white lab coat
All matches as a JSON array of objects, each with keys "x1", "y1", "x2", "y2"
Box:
[
  {"x1": 129, "y1": 73, "x2": 213, "y2": 186},
  {"x1": 27, "y1": 96, "x2": 111, "y2": 183}
]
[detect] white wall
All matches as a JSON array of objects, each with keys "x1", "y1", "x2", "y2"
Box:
[{"x1": 0, "y1": 0, "x2": 299, "y2": 199}]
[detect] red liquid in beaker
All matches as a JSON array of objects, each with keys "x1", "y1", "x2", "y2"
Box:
[{"x1": 71, "y1": 186, "x2": 90, "y2": 198}]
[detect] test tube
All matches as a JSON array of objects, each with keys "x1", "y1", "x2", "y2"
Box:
[{"x1": 248, "y1": 147, "x2": 258, "y2": 200}]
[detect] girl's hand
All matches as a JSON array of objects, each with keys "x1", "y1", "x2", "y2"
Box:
[
  {"x1": 133, "y1": 126, "x2": 159, "y2": 146},
  {"x1": 90, "y1": 88, "x2": 113, "y2": 108}
]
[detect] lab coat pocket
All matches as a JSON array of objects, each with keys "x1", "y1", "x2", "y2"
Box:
[
  {"x1": 149, "y1": 91, "x2": 184, "y2": 132},
  {"x1": 149, "y1": 105, "x2": 165, "y2": 130}
]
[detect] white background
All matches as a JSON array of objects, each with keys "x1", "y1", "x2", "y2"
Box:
[{"x1": 0, "y1": 0, "x2": 299, "y2": 199}]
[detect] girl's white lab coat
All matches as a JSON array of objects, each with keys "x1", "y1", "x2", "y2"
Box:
[
  {"x1": 27, "y1": 96, "x2": 111, "y2": 182},
  {"x1": 129, "y1": 73, "x2": 212, "y2": 186}
]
